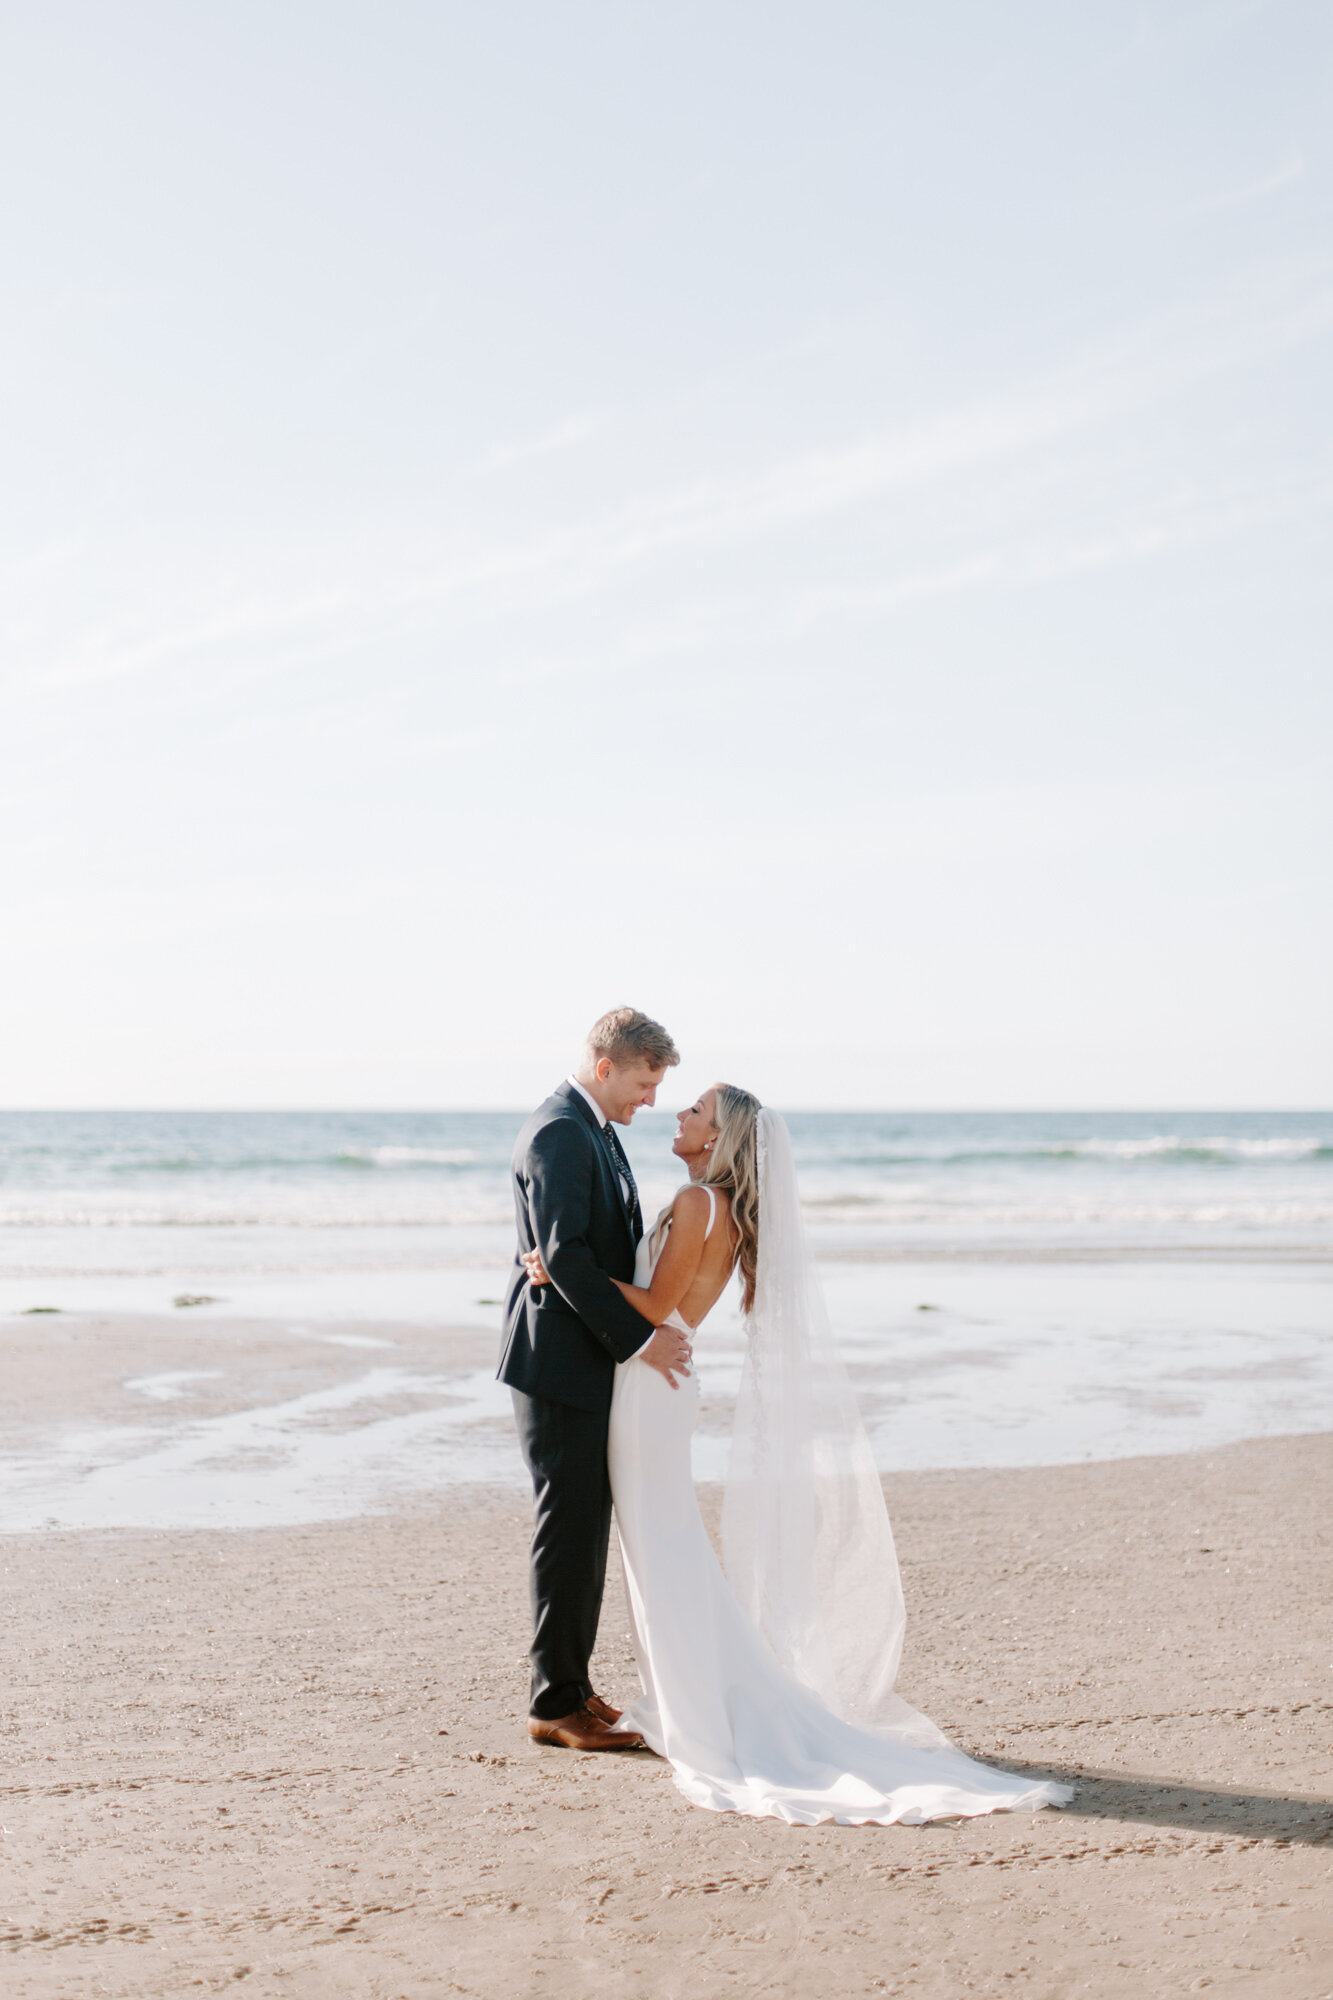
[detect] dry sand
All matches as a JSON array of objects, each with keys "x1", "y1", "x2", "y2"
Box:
[{"x1": 1, "y1": 1411, "x2": 1329, "y2": 1995}]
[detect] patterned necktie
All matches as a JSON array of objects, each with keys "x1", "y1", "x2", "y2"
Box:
[{"x1": 602, "y1": 1122, "x2": 642, "y2": 1235}]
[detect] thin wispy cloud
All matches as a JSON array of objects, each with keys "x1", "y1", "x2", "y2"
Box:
[
  {"x1": 12, "y1": 251, "x2": 1329, "y2": 701},
  {"x1": 1171, "y1": 151, "x2": 1305, "y2": 220},
  {"x1": 783, "y1": 465, "x2": 1333, "y2": 624},
  {"x1": 480, "y1": 414, "x2": 604, "y2": 472}
]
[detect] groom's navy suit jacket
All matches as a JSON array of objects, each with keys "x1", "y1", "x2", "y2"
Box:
[{"x1": 498, "y1": 1083, "x2": 654, "y2": 1414}]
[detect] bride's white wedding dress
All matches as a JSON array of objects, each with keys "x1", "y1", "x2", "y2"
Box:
[{"x1": 607, "y1": 1185, "x2": 1071, "y2": 1825}]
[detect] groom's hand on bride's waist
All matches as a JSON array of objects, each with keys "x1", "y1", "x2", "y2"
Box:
[
  {"x1": 639, "y1": 1324, "x2": 692, "y2": 1389},
  {"x1": 520, "y1": 1247, "x2": 690, "y2": 1383}
]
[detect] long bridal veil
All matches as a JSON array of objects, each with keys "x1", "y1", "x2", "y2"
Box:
[{"x1": 720, "y1": 1108, "x2": 947, "y2": 1746}]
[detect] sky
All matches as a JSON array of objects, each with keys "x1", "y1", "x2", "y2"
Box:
[{"x1": 0, "y1": 0, "x2": 1329, "y2": 1110}]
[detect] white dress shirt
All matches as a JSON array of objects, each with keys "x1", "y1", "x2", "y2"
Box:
[{"x1": 566, "y1": 1074, "x2": 608, "y2": 1128}]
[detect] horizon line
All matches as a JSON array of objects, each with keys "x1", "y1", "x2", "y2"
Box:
[{"x1": 0, "y1": 1104, "x2": 1327, "y2": 1118}]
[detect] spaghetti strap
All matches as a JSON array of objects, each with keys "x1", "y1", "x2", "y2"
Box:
[{"x1": 702, "y1": 1184, "x2": 717, "y2": 1241}]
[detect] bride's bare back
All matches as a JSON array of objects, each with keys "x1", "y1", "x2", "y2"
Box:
[
  {"x1": 664, "y1": 1184, "x2": 738, "y2": 1327},
  {"x1": 618, "y1": 1182, "x2": 737, "y2": 1331}
]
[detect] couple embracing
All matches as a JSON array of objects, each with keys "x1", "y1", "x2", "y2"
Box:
[{"x1": 499, "y1": 1007, "x2": 1071, "y2": 1826}]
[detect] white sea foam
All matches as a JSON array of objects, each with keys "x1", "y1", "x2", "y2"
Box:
[
  {"x1": 0, "y1": 1196, "x2": 515, "y2": 1228},
  {"x1": 1061, "y1": 1135, "x2": 1325, "y2": 1161},
  {"x1": 337, "y1": 1146, "x2": 479, "y2": 1167}
]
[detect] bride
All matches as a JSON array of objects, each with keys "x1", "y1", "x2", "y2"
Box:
[{"x1": 524, "y1": 1084, "x2": 1072, "y2": 1826}]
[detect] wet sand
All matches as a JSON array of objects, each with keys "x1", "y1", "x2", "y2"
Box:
[
  {"x1": 2, "y1": 1429, "x2": 1329, "y2": 1997},
  {"x1": 4, "y1": 1268, "x2": 1332, "y2": 1530}
]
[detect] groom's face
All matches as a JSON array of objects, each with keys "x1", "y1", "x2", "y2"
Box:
[{"x1": 596, "y1": 1058, "x2": 668, "y2": 1125}]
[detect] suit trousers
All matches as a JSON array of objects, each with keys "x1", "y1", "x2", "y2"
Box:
[{"x1": 510, "y1": 1387, "x2": 614, "y2": 1720}]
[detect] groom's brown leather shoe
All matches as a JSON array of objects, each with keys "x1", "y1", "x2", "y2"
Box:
[
  {"x1": 584, "y1": 1694, "x2": 623, "y2": 1725},
  {"x1": 528, "y1": 1704, "x2": 644, "y2": 1751}
]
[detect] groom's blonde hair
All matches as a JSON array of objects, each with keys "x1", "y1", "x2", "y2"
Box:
[{"x1": 585, "y1": 1006, "x2": 680, "y2": 1071}]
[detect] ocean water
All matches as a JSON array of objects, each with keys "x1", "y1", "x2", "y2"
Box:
[
  {"x1": 1, "y1": 1109, "x2": 1329, "y2": 1521},
  {"x1": 0, "y1": 1108, "x2": 1329, "y2": 1285}
]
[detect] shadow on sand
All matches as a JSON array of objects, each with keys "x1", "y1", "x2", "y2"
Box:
[{"x1": 982, "y1": 1759, "x2": 1332, "y2": 1844}]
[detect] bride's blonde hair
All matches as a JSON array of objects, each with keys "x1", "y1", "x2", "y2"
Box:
[{"x1": 650, "y1": 1083, "x2": 762, "y2": 1311}]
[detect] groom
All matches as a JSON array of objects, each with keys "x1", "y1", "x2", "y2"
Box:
[{"x1": 500, "y1": 1007, "x2": 690, "y2": 1750}]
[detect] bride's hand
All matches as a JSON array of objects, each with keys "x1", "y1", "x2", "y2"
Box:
[{"x1": 521, "y1": 1248, "x2": 551, "y2": 1287}]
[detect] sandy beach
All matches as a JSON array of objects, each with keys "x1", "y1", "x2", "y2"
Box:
[{"x1": 1, "y1": 1310, "x2": 1328, "y2": 1999}]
